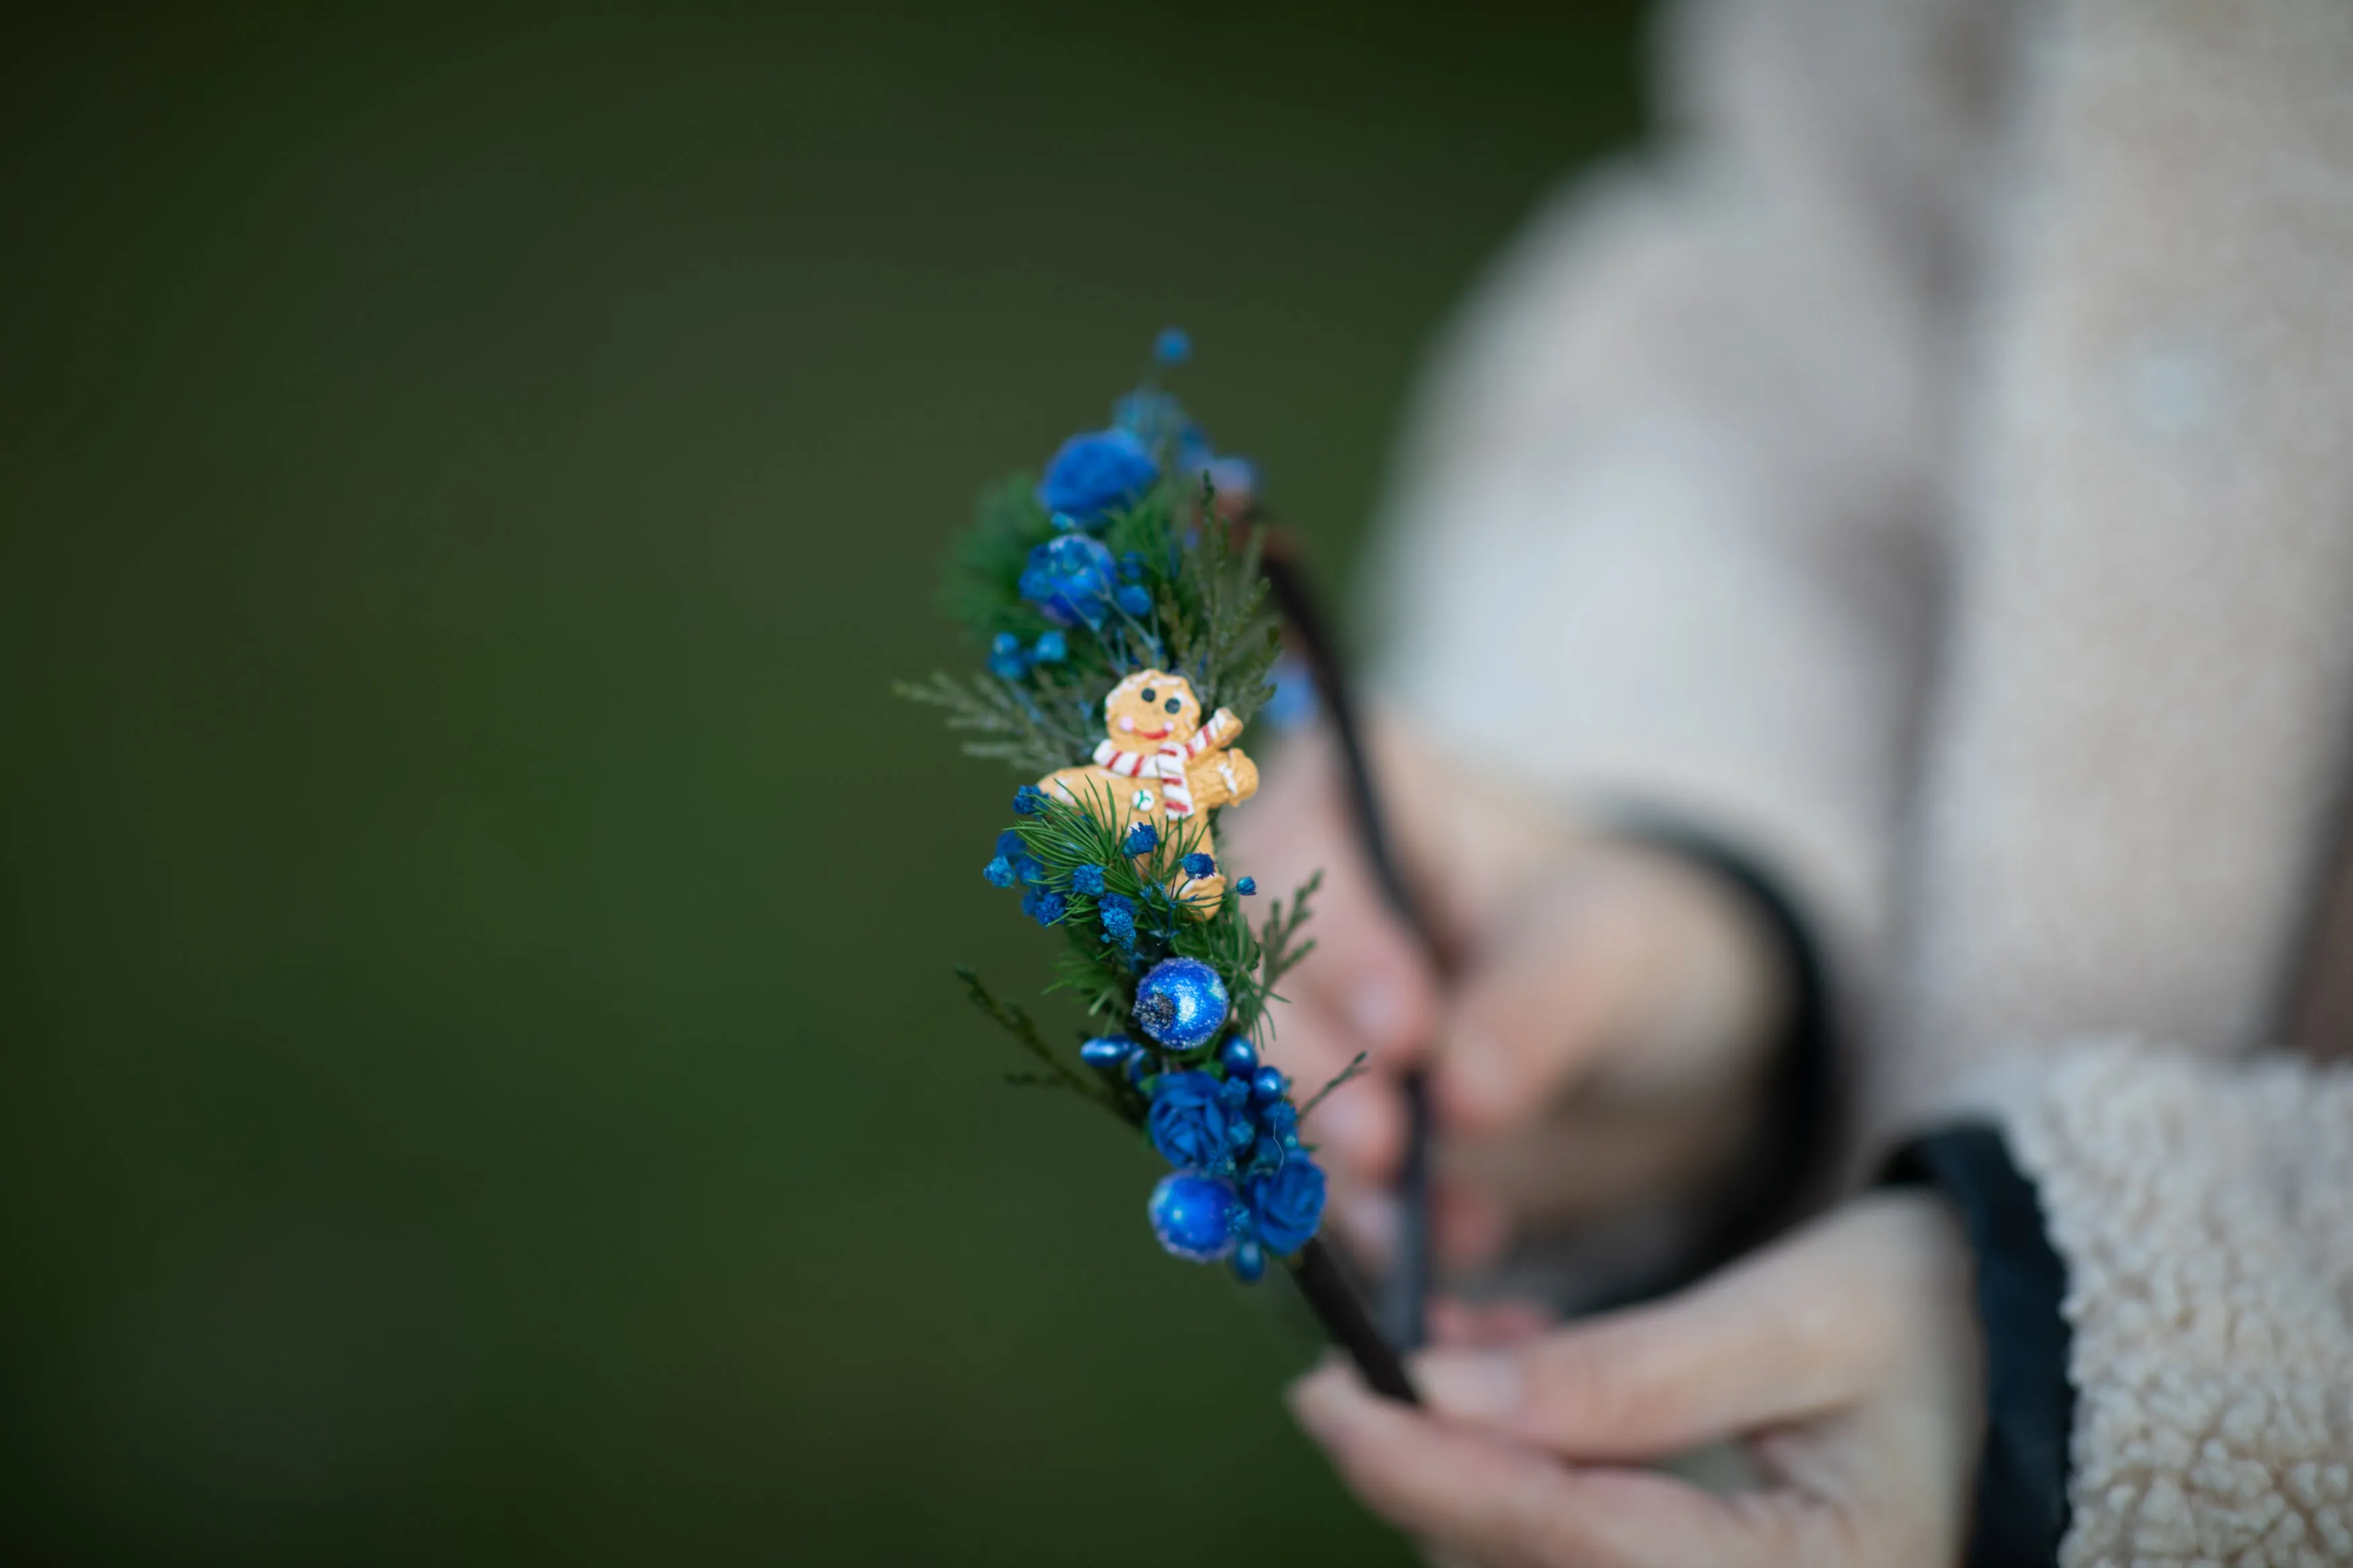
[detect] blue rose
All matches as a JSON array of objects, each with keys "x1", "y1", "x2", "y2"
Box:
[
  {"x1": 1036, "y1": 429, "x2": 1159, "y2": 526},
  {"x1": 1149, "y1": 1172, "x2": 1239, "y2": 1263},
  {"x1": 1246, "y1": 1157, "x2": 1326, "y2": 1254},
  {"x1": 1018, "y1": 534, "x2": 1120, "y2": 628},
  {"x1": 1148, "y1": 1070, "x2": 1237, "y2": 1173},
  {"x1": 1246, "y1": 1098, "x2": 1300, "y2": 1175}
]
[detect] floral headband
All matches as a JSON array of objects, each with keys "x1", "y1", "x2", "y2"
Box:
[{"x1": 902, "y1": 330, "x2": 1415, "y2": 1399}]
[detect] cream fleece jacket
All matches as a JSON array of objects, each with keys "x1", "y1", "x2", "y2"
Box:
[{"x1": 1368, "y1": 1, "x2": 2353, "y2": 1561}]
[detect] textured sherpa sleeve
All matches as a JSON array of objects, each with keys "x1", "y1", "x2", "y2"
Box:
[
  {"x1": 1959, "y1": 1039, "x2": 2353, "y2": 1568},
  {"x1": 1365, "y1": 0, "x2": 2006, "y2": 979}
]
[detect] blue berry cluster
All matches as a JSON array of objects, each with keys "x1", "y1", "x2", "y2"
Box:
[{"x1": 1084, "y1": 958, "x2": 1329, "y2": 1282}]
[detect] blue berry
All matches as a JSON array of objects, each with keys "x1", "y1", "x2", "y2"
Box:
[
  {"x1": 1228, "y1": 1238, "x2": 1265, "y2": 1283},
  {"x1": 1217, "y1": 1037, "x2": 1259, "y2": 1075},
  {"x1": 1236, "y1": 876, "x2": 1257, "y2": 896},
  {"x1": 1250, "y1": 1066, "x2": 1287, "y2": 1102}
]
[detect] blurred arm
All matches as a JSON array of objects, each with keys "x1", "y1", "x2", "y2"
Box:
[{"x1": 1369, "y1": 0, "x2": 2010, "y2": 994}]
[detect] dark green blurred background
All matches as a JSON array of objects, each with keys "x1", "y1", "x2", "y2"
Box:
[{"x1": 1, "y1": 7, "x2": 1640, "y2": 1562}]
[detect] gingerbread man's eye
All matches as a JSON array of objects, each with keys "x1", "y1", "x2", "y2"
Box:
[
  {"x1": 1140, "y1": 688, "x2": 1157, "y2": 704},
  {"x1": 1164, "y1": 698, "x2": 1181, "y2": 714}
]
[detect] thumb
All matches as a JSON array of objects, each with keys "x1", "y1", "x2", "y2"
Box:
[{"x1": 1411, "y1": 1216, "x2": 1878, "y2": 1460}]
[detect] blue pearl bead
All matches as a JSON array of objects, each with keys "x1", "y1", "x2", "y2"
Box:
[
  {"x1": 1250, "y1": 1066, "x2": 1287, "y2": 1102},
  {"x1": 1079, "y1": 1036, "x2": 1134, "y2": 1071},
  {"x1": 1132, "y1": 958, "x2": 1230, "y2": 1051},
  {"x1": 1217, "y1": 1037, "x2": 1259, "y2": 1075},
  {"x1": 1149, "y1": 1173, "x2": 1239, "y2": 1263},
  {"x1": 1228, "y1": 1238, "x2": 1265, "y2": 1283}
]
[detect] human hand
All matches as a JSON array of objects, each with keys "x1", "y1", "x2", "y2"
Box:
[
  {"x1": 1289, "y1": 1193, "x2": 1986, "y2": 1568},
  {"x1": 1219, "y1": 718, "x2": 1789, "y2": 1268}
]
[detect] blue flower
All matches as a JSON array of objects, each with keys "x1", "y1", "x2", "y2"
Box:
[
  {"x1": 1116, "y1": 550, "x2": 1148, "y2": 583},
  {"x1": 1236, "y1": 876, "x2": 1257, "y2": 896},
  {"x1": 1248, "y1": 1100, "x2": 1300, "y2": 1175},
  {"x1": 1012, "y1": 785, "x2": 1049, "y2": 816},
  {"x1": 1021, "y1": 886, "x2": 1068, "y2": 926},
  {"x1": 1099, "y1": 892, "x2": 1138, "y2": 946},
  {"x1": 1012, "y1": 854, "x2": 1046, "y2": 886},
  {"x1": 988, "y1": 631, "x2": 1027, "y2": 681},
  {"x1": 1070, "y1": 863, "x2": 1106, "y2": 896},
  {"x1": 996, "y1": 829, "x2": 1026, "y2": 860},
  {"x1": 1148, "y1": 1071, "x2": 1239, "y2": 1173},
  {"x1": 1114, "y1": 583, "x2": 1154, "y2": 618},
  {"x1": 1019, "y1": 534, "x2": 1121, "y2": 628},
  {"x1": 1247, "y1": 1158, "x2": 1326, "y2": 1254},
  {"x1": 1149, "y1": 1172, "x2": 1239, "y2": 1263},
  {"x1": 1133, "y1": 957, "x2": 1230, "y2": 1051},
  {"x1": 1037, "y1": 429, "x2": 1159, "y2": 526},
  {"x1": 1181, "y1": 852, "x2": 1215, "y2": 877},
  {"x1": 1031, "y1": 630, "x2": 1067, "y2": 663},
  {"x1": 1122, "y1": 822, "x2": 1158, "y2": 856},
  {"x1": 983, "y1": 856, "x2": 1016, "y2": 889},
  {"x1": 1154, "y1": 327, "x2": 1192, "y2": 366}
]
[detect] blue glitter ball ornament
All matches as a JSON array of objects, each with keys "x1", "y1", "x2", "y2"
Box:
[
  {"x1": 1247, "y1": 1159, "x2": 1327, "y2": 1255},
  {"x1": 1080, "y1": 1036, "x2": 1137, "y2": 1071},
  {"x1": 1036, "y1": 429, "x2": 1159, "y2": 527},
  {"x1": 1250, "y1": 1065, "x2": 1287, "y2": 1102},
  {"x1": 1019, "y1": 533, "x2": 1120, "y2": 628},
  {"x1": 1228, "y1": 1237, "x2": 1265, "y2": 1283},
  {"x1": 1149, "y1": 1173, "x2": 1240, "y2": 1263},
  {"x1": 1217, "y1": 1036, "x2": 1258, "y2": 1076},
  {"x1": 1133, "y1": 957, "x2": 1230, "y2": 1051}
]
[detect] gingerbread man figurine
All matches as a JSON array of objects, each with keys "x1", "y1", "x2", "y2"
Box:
[{"x1": 1038, "y1": 669, "x2": 1259, "y2": 913}]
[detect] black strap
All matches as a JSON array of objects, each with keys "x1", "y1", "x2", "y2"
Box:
[
  {"x1": 1612, "y1": 820, "x2": 1842, "y2": 1282},
  {"x1": 1880, "y1": 1124, "x2": 2075, "y2": 1568}
]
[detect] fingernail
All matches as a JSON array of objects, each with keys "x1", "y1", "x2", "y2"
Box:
[
  {"x1": 1414, "y1": 1349, "x2": 1525, "y2": 1421},
  {"x1": 1348, "y1": 975, "x2": 1402, "y2": 1044},
  {"x1": 1284, "y1": 1360, "x2": 1353, "y2": 1437}
]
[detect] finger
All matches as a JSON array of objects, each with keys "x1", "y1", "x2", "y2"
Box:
[
  {"x1": 1430, "y1": 1177, "x2": 1513, "y2": 1271},
  {"x1": 1410, "y1": 1214, "x2": 1897, "y2": 1460},
  {"x1": 1289, "y1": 1362, "x2": 1810, "y2": 1568},
  {"x1": 1432, "y1": 876, "x2": 1641, "y2": 1138},
  {"x1": 1429, "y1": 1296, "x2": 1554, "y2": 1348},
  {"x1": 1280, "y1": 1011, "x2": 1402, "y2": 1184}
]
